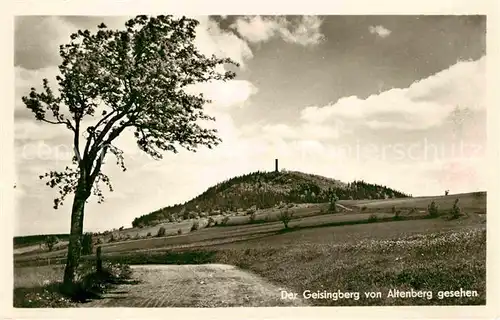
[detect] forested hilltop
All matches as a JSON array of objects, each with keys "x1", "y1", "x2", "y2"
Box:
[{"x1": 132, "y1": 170, "x2": 411, "y2": 227}]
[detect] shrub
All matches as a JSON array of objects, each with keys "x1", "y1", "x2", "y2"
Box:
[
  {"x1": 249, "y1": 212, "x2": 257, "y2": 223},
  {"x1": 118, "y1": 226, "x2": 124, "y2": 231},
  {"x1": 278, "y1": 208, "x2": 294, "y2": 229},
  {"x1": 81, "y1": 233, "x2": 93, "y2": 255},
  {"x1": 368, "y1": 214, "x2": 378, "y2": 223},
  {"x1": 146, "y1": 232, "x2": 152, "y2": 237},
  {"x1": 450, "y1": 199, "x2": 462, "y2": 219},
  {"x1": 191, "y1": 221, "x2": 199, "y2": 232},
  {"x1": 427, "y1": 201, "x2": 439, "y2": 217},
  {"x1": 63, "y1": 262, "x2": 133, "y2": 302},
  {"x1": 209, "y1": 210, "x2": 220, "y2": 216},
  {"x1": 361, "y1": 206, "x2": 367, "y2": 211},
  {"x1": 188, "y1": 212, "x2": 196, "y2": 219},
  {"x1": 156, "y1": 227, "x2": 166, "y2": 237},
  {"x1": 207, "y1": 217, "x2": 215, "y2": 227},
  {"x1": 177, "y1": 229, "x2": 182, "y2": 235},
  {"x1": 44, "y1": 235, "x2": 58, "y2": 251},
  {"x1": 393, "y1": 210, "x2": 401, "y2": 221}
]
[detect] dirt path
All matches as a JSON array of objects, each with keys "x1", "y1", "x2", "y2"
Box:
[
  {"x1": 336, "y1": 203, "x2": 353, "y2": 211},
  {"x1": 82, "y1": 264, "x2": 307, "y2": 307}
]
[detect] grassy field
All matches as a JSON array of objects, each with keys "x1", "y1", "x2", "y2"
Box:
[
  {"x1": 15, "y1": 192, "x2": 485, "y2": 258},
  {"x1": 340, "y1": 191, "x2": 486, "y2": 211},
  {"x1": 14, "y1": 192, "x2": 487, "y2": 306},
  {"x1": 14, "y1": 210, "x2": 433, "y2": 264}
]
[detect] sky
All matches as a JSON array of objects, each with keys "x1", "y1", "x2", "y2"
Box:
[{"x1": 14, "y1": 15, "x2": 487, "y2": 236}]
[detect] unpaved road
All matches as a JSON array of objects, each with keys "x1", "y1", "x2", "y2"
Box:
[
  {"x1": 83, "y1": 264, "x2": 307, "y2": 307},
  {"x1": 336, "y1": 203, "x2": 353, "y2": 211}
]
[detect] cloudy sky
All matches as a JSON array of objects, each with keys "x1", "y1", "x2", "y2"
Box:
[{"x1": 14, "y1": 15, "x2": 486, "y2": 236}]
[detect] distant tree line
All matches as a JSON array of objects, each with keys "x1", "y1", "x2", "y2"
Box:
[
  {"x1": 132, "y1": 171, "x2": 411, "y2": 227},
  {"x1": 14, "y1": 234, "x2": 70, "y2": 247}
]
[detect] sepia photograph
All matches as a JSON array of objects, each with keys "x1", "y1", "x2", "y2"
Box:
[{"x1": 11, "y1": 13, "x2": 488, "y2": 310}]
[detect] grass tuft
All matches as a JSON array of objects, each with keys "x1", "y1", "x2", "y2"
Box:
[{"x1": 14, "y1": 262, "x2": 133, "y2": 307}]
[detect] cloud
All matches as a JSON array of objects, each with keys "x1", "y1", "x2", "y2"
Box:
[
  {"x1": 195, "y1": 17, "x2": 253, "y2": 68},
  {"x1": 229, "y1": 16, "x2": 279, "y2": 43},
  {"x1": 230, "y1": 15, "x2": 324, "y2": 46},
  {"x1": 369, "y1": 25, "x2": 392, "y2": 38},
  {"x1": 253, "y1": 122, "x2": 342, "y2": 142},
  {"x1": 15, "y1": 65, "x2": 62, "y2": 120},
  {"x1": 279, "y1": 16, "x2": 325, "y2": 46},
  {"x1": 299, "y1": 57, "x2": 486, "y2": 131},
  {"x1": 186, "y1": 80, "x2": 258, "y2": 111},
  {"x1": 15, "y1": 16, "x2": 72, "y2": 69}
]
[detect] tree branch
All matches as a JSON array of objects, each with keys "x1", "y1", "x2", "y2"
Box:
[
  {"x1": 93, "y1": 108, "x2": 118, "y2": 131},
  {"x1": 40, "y1": 117, "x2": 76, "y2": 133},
  {"x1": 89, "y1": 147, "x2": 107, "y2": 183},
  {"x1": 74, "y1": 118, "x2": 81, "y2": 164}
]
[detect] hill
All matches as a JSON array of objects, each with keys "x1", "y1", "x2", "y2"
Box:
[{"x1": 132, "y1": 170, "x2": 411, "y2": 227}]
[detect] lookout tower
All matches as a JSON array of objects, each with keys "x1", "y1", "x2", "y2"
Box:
[{"x1": 275, "y1": 159, "x2": 279, "y2": 172}]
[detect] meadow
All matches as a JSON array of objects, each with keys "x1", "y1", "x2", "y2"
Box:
[{"x1": 14, "y1": 192, "x2": 487, "y2": 306}]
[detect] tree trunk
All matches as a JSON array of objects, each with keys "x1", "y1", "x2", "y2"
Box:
[
  {"x1": 96, "y1": 246, "x2": 102, "y2": 273},
  {"x1": 63, "y1": 180, "x2": 90, "y2": 290}
]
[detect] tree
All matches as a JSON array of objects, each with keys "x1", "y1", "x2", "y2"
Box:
[
  {"x1": 450, "y1": 198, "x2": 461, "y2": 219},
  {"x1": 445, "y1": 190, "x2": 450, "y2": 196},
  {"x1": 327, "y1": 188, "x2": 339, "y2": 213},
  {"x1": 22, "y1": 15, "x2": 238, "y2": 290},
  {"x1": 44, "y1": 235, "x2": 59, "y2": 251},
  {"x1": 427, "y1": 201, "x2": 439, "y2": 218}
]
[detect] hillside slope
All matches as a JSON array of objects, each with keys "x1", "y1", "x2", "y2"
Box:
[{"x1": 132, "y1": 170, "x2": 411, "y2": 227}]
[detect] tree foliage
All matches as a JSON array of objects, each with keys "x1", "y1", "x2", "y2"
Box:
[
  {"x1": 278, "y1": 207, "x2": 294, "y2": 229},
  {"x1": 44, "y1": 235, "x2": 59, "y2": 251},
  {"x1": 156, "y1": 226, "x2": 166, "y2": 237},
  {"x1": 427, "y1": 201, "x2": 439, "y2": 217},
  {"x1": 327, "y1": 188, "x2": 339, "y2": 213},
  {"x1": 450, "y1": 198, "x2": 462, "y2": 219}
]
